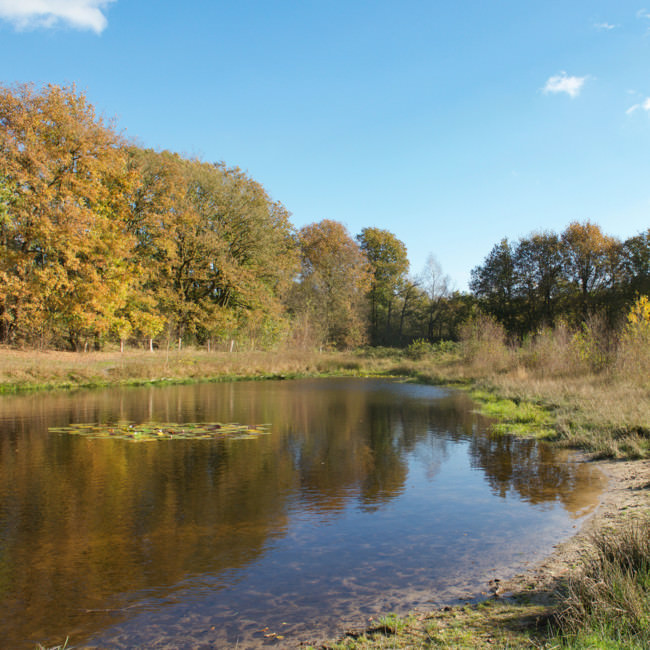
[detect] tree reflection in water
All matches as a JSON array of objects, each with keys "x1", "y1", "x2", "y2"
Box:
[{"x1": 0, "y1": 378, "x2": 604, "y2": 648}]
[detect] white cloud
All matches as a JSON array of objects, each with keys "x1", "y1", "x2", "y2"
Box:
[
  {"x1": 637, "y1": 8, "x2": 650, "y2": 20},
  {"x1": 542, "y1": 72, "x2": 587, "y2": 98},
  {"x1": 0, "y1": 0, "x2": 115, "y2": 33},
  {"x1": 626, "y1": 98, "x2": 650, "y2": 115},
  {"x1": 594, "y1": 22, "x2": 616, "y2": 31}
]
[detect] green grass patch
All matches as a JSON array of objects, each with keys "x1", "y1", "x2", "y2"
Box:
[{"x1": 469, "y1": 389, "x2": 556, "y2": 439}]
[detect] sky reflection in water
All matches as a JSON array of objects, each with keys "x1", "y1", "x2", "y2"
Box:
[{"x1": 0, "y1": 378, "x2": 605, "y2": 648}]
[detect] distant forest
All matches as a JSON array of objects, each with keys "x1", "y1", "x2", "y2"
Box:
[{"x1": 1, "y1": 83, "x2": 648, "y2": 351}]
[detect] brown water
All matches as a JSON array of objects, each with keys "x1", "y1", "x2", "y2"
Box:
[{"x1": 0, "y1": 378, "x2": 604, "y2": 648}]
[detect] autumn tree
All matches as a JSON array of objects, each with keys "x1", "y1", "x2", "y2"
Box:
[
  {"x1": 560, "y1": 221, "x2": 620, "y2": 321},
  {"x1": 0, "y1": 83, "x2": 299, "y2": 351},
  {"x1": 0, "y1": 83, "x2": 137, "y2": 348},
  {"x1": 126, "y1": 149, "x2": 298, "y2": 348},
  {"x1": 356, "y1": 227, "x2": 409, "y2": 345},
  {"x1": 291, "y1": 220, "x2": 371, "y2": 348}
]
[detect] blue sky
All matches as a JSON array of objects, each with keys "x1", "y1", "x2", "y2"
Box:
[{"x1": 1, "y1": 1, "x2": 650, "y2": 289}]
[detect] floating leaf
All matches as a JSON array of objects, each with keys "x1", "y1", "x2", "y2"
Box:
[{"x1": 49, "y1": 421, "x2": 271, "y2": 442}]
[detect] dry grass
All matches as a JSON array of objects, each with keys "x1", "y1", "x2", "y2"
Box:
[
  {"x1": 402, "y1": 315, "x2": 650, "y2": 460},
  {"x1": 2, "y1": 320, "x2": 649, "y2": 459},
  {"x1": 552, "y1": 517, "x2": 650, "y2": 648},
  {"x1": 0, "y1": 346, "x2": 374, "y2": 392}
]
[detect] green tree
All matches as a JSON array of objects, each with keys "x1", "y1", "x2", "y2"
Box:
[
  {"x1": 621, "y1": 229, "x2": 650, "y2": 299},
  {"x1": 356, "y1": 227, "x2": 409, "y2": 345},
  {"x1": 469, "y1": 239, "x2": 517, "y2": 331},
  {"x1": 513, "y1": 231, "x2": 563, "y2": 332}
]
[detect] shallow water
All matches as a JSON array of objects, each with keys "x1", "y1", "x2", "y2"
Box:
[{"x1": 0, "y1": 378, "x2": 604, "y2": 648}]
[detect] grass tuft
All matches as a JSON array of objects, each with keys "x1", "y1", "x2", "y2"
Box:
[{"x1": 552, "y1": 518, "x2": 650, "y2": 648}]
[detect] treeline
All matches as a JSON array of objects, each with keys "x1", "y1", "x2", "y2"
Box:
[
  {"x1": 0, "y1": 82, "x2": 465, "y2": 351},
  {"x1": 0, "y1": 83, "x2": 297, "y2": 350},
  {"x1": 470, "y1": 224, "x2": 650, "y2": 337},
  {"x1": 1, "y1": 83, "x2": 648, "y2": 351}
]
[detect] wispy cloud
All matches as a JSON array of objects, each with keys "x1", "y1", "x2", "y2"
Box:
[
  {"x1": 594, "y1": 22, "x2": 616, "y2": 31},
  {"x1": 0, "y1": 0, "x2": 115, "y2": 34},
  {"x1": 637, "y1": 8, "x2": 650, "y2": 20},
  {"x1": 542, "y1": 72, "x2": 588, "y2": 98},
  {"x1": 626, "y1": 98, "x2": 650, "y2": 115}
]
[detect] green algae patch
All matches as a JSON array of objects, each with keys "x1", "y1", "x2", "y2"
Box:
[
  {"x1": 49, "y1": 421, "x2": 271, "y2": 442},
  {"x1": 469, "y1": 389, "x2": 557, "y2": 440}
]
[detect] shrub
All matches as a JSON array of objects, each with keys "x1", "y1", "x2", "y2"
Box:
[
  {"x1": 459, "y1": 313, "x2": 511, "y2": 372},
  {"x1": 570, "y1": 313, "x2": 616, "y2": 373},
  {"x1": 405, "y1": 339, "x2": 435, "y2": 360},
  {"x1": 617, "y1": 296, "x2": 650, "y2": 384}
]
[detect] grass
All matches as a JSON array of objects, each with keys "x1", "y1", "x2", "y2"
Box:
[
  {"x1": 0, "y1": 346, "x2": 378, "y2": 393},
  {"x1": 551, "y1": 517, "x2": 650, "y2": 649},
  {"x1": 317, "y1": 600, "x2": 552, "y2": 648}
]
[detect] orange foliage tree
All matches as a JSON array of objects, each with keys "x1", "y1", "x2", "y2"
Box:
[{"x1": 0, "y1": 83, "x2": 137, "y2": 348}]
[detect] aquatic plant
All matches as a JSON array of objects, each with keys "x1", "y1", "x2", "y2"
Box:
[{"x1": 49, "y1": 421, "x2": 271, "y2": 442}]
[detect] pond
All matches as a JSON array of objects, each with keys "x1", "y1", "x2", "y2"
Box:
[{"x1": 0, "y1": 378, "x2": 605, "y2": 648}]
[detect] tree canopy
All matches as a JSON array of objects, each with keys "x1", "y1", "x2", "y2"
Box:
[
  {"x1": 1, "y1": 83, "x2": 647, "y2": 351},
  {"x1": 469, "y1": 222, "x2": 647, "y2": 336},
  {"x1": 291, "y1": 219, "x2": 371, "y2": 348}
]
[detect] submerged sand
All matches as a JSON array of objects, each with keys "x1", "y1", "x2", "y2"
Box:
[
  {"x1": 498, "y1": 457, "x2": 650, "y2": 601},
  {"x1": 313, "y1": 457, "x2": 650, "y2": 649}
]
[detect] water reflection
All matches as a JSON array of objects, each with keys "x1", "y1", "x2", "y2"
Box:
[{"x1": 0, "y1": 378, "x2": 604, "y2": 648}]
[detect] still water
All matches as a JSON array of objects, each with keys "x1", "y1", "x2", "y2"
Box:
[{"x1": 0, "y1": 378, "x2": 604, "y2": 648}]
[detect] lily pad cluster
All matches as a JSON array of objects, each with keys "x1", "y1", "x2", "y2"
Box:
[{"x1": 49, "y1": 421, "x2": 271, "y2": 442}]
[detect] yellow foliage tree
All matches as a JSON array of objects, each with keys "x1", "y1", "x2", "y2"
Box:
[
  {"x1": 0, "y1": 83, "x2": 138, "y2": 348},
  {"x1": 618, "y1": 295, "x2": 650, "y2": 380}
]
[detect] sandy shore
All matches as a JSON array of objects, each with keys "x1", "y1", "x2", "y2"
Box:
[
  {"x1": 498, "y1": 457, "x2": 650, "y2": 604},
  {"x1": 313, "y1": 456, "x2": 650, "y2": 649}
]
